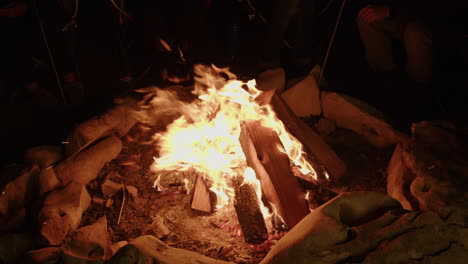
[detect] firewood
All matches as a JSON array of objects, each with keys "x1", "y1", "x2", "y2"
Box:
[
  {"x1": 270, "y1": 94, "x2": 347, "y2": 182},
  {"x1": 240, "y1": 121, "x2": 309, "y2": 230},
  {"x1": 232, "y1": 174, "x2": 268, "y2": 244},
  {"x1": 191, "y1": 175, "x2": 212, "y2": 213}
]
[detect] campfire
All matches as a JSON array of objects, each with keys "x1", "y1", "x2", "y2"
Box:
[
  {"x1": 138, "y1": 65, "x2": 320, "y2": 235},
  {"x1": 0, "y1": 65, "x2": 467, "y2": 264}
]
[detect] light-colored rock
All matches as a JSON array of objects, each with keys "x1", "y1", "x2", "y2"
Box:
[
  {"x1": 39, "y1": 181, "x2": 91, "y2": 246},
  {"x1": 109, "y1": 241, "x2": 128, "y2": 256},
  {"x1": 321, "y1": 91, "x2": 410, "y2": 147},
  {"x1": 24, "y1": 145, "x2": 63, "y2": 168},
  {"x1": 0, "y1": 165, "x2": 40, "y2": 215},
  {"x1": 39, "y1": 167, "x2": 62, "y2": 195},
  {"x1": 126, "y1": 185, "x2": 138, "y2": 200},
  {"x1": 260, "y1": 192, "x2": 404, "y2": 264},
  {"x1": 55, "y1": 136, "x2": 122, "y2": 185},
  {"x1": 65, "y1": 98, "x2": 138, "y2": 156},
  {"x1": 387, "y1": 144, "x2": 417, "y2": 210},
  {"x1": 281, "y1": 75, "x2": 321, "y2": 117},
  {"x1": 27, "y1": 247, "x2": 62, "y2": 264},
  {"x1": 142, "y1": 215, "x2": 170, "y2": 239},
  {"x1": 255, "y1": 67, "x2": 286, "y2": 93},
  {"x1": 101, "y1": 179, "x2": 122, "y2": 197},
  {"x1": 62, "y1": 216, "x2": 112, "y2": 261},
  {"x1": 0, "y1": 233, "x2": 35, "y2": 264}
]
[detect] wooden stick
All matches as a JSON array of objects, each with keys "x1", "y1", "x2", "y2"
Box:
[
  {"x1": 270, "y1": 94, "x2": 347, "y2": 182},
  {"x1": 117, "y1": 183, "x2": 126, "y2": 225},
  {"x1": 232, "y1": 174, "x2": 268, "y2": 244},
  {"x1": 240, "y1": 121, "x2": 309, "y2": 230},
  {"x1": 191, "y1": 175, "x2": 212, "y2": 213}
]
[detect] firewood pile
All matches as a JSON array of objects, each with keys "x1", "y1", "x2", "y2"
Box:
[{"x1": 0, "y1": 66, "x2": 467, "y2": 264}]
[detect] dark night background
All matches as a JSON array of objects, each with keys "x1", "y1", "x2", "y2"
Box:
[{"x1": 0, "y1": 0, "x2": 467, "y2": 167}]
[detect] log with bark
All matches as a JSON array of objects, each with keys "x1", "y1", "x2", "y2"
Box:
[{"x1": 232, "y1": 174, "x2": 268, "y2": 244}]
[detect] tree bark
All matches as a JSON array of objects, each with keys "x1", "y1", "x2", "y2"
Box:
[{"x1": 232, "y1": 175, "x2": 268, "y2": 244}]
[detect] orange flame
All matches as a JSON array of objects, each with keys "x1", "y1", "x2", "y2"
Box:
[{"x1": 140, "y1": 64, "x2": 317, "y2": 216}]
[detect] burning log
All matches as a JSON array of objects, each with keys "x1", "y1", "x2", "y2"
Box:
[
  {"x1": 191, "y1": 175, "x2": 212, "y2": 213},
  {"x1": 240, "y1": 121, "x2": 309, "y2": 230},
  {"x1": 269, "y1": 94, "x2": 347, "y2": 182},
  {"x1": 232, "y1": 174, "x2": 268, "y2": 244}
]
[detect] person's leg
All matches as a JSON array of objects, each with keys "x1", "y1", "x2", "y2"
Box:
[
  {"x1": 401, "y1": 22, "x2": 434, "y2": 120},
  {"x1": 402, "y1": 22, "x2": 432, "y2": 84},
  {"x1": 356, "y1": 17, "x2": 399, "y2": 73}
]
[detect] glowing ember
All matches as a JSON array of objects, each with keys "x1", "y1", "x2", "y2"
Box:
[{"x1": 139, "y1": 65, "x2": 316, "y2": 221}]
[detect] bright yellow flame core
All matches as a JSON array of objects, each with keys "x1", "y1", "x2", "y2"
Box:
[{"x1": 149, "y1": 65, "x2": 317, "y2": 209}]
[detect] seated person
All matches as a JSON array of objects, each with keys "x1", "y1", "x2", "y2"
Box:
[
  {"x1": 356, "y1": 1, "x2": 433, "y2": 85},
  {"x1": 356, "y1": 0, "x2": 464, "y2": 119}
]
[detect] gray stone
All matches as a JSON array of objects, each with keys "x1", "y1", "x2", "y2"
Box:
[{"x1": 387, "y1": 121, "x2": 468, "y2": 224}]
